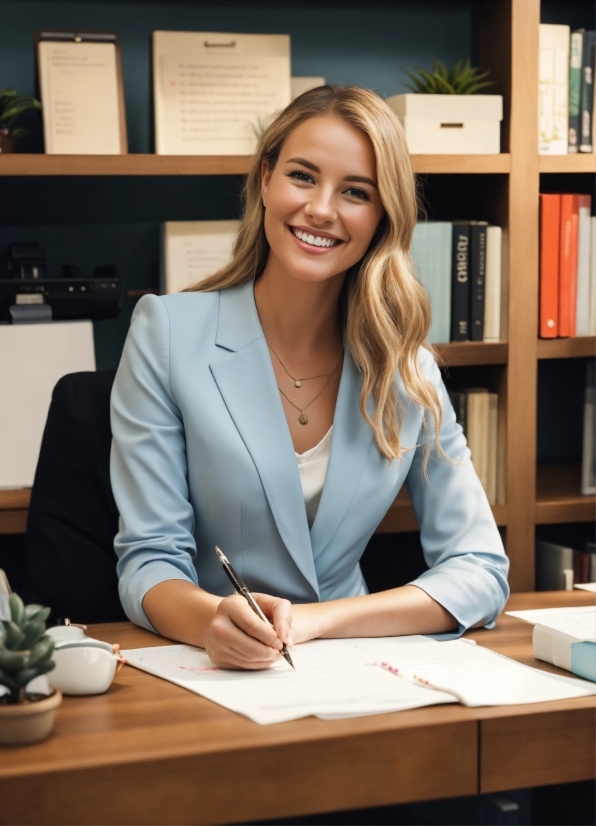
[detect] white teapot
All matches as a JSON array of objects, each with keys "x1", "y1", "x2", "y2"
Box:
[{"x1": 46, "y1": 621, "x2": 122, "y2": 696}]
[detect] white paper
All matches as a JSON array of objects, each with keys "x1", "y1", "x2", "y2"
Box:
[
  {"x1": 575, "y1": 583, "x2": 596, "y2": 593},
  {"x1": 38, "y1": 40, "x2": 123, "y2": 154},
  {"x1": 506, "y1": 606, "x2": 596, "y2": 642},
  {"x1": 161, "y1": 220, "x2": 239, "y2": 294},
  {"x1": 0, "y1": 321, "x2": 95, "y2": 487},
  {"x1": 153, "y1": 32, "x2": 291, "y2": 155},
  {"x1": 123, "y1": 637, "x2": 456, "y2": 725},
  {"x1": 123, "y1": 634, "x2": 596, "y2": 725}
]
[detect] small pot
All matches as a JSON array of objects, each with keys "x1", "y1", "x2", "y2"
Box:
[
  {"x1": 0, "y1": 128, "x2": 14, "y2": 154},
  {"x1": 0, "y1": 689, "x2": 62, "y2": 746}
]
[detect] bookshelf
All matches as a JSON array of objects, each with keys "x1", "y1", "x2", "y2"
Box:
[{"x1": 0, "y1": 0, "x2": 594, "y2": 593}]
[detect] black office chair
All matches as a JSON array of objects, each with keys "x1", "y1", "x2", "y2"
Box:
[{"x1": 22, "y1": 370, "x2": 126, "y2": 624}]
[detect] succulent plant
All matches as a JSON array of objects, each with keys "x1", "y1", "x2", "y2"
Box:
[
  {"x1": 0, "y1": 89, "x2": 42, "y2": 138},
  {"x1": 405, "y1": 59, "x2": 494, "y2": 95},
  {"x1": 0, "y1": 594, "x2": 54, "y2": 704}
]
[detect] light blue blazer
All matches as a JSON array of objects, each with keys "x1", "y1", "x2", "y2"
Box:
[{"x1": 110, "y1": 279, "x2": 509, "y2": 635}]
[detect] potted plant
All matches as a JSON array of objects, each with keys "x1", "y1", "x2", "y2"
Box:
[
  {"x1": 0, "y1": 593, "x2": 61, "y2": 745},
  {"x1": 386, "y1": 59, "x2": 503, "y2": 155},
  {"x1": 0, "y1": 89, "x2": 42, "y2": 154}
]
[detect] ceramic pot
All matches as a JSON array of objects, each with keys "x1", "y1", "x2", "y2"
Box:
[
  {"x1": 0, "y1": 689, "x2": 62, "y2": 745},
  {"x1": 0, "y1": 129, "x2": 14, "y2": 154}
]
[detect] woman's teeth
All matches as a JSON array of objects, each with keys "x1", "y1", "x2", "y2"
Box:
[{"x1": 292, "y1": 228, "x2": 338, "y2": 248}]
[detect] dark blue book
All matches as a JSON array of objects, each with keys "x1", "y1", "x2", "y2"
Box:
[
  {"x1": 450, "y1": 222, "x2": 471, "y2": 341},
  {"x1": 579, "y1": 31, "x2": 595, "y2": 153}
]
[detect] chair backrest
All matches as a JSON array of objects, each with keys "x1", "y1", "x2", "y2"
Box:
[{"x1": 22, "y1": 370, "x2": 126, "y2": 624}]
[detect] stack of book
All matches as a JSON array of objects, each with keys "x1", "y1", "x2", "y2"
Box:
[
  {"x1": 539, "y1": 194, "x2": 595, "y2": 338},
  {"x1": 536, "y1": 539, "x2": 596, "y2": 590},
  {"x1": 411, "y1": 222, "x2": 502, "y2": 345},
  {"x1": 539, "y1": 24, "x2": 595, "y2": 154},
  {"x1": 448, "y1": 388, "x2": 501, "y2": 505}
]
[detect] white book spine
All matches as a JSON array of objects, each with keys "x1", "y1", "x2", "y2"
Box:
[
  {"x1": 539, "y1": 24, "x2": 570, "y2": 154},
  {"x1": 575, "y1": 200, "x2": 592, "y2": 336},
  {"x1": 486, "y1": 393, "x2": 498, "y2": 505},
  {"x1": 483, "y1": 226, "x2": 502, "y2": 342},
  {"x1": 589, "y1": 217, "x2": 596, "y2": 336}
]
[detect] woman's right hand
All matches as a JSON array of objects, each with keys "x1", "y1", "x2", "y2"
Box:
[{"x1": 204, "y1": 593, "x2": 293, "y2": 670}]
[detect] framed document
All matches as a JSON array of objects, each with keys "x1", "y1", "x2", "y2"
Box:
[
  {"x1": 36, "y1": 30, "x2": 127, "y2": 154},
  {"x1": 161, "y1": 220, "x2": 239, "y2": 293},
  {"x1": 152, "y1": 31, "x2": 291, "y2": 155}
]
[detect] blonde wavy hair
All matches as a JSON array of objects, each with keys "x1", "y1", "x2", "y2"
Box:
[{"x1": 186, "y1": 85, "x2": 443, "y2": 463}]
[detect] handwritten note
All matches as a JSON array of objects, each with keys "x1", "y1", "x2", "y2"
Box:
[{"x1": 161, "y1": 220, "x2": 239, "y2": 294}]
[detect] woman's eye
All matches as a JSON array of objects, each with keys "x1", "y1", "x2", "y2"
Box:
[
  {"x1": 289, "y1": 170, "x2": 314, "y2": 184},
  {"x1": 345, "y1": 186, "x2": 370, "y2": 201}
]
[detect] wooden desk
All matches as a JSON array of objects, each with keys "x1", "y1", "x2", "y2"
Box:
[{"x1": 0, "y1": 592, "x2": 593, "y2": 825}]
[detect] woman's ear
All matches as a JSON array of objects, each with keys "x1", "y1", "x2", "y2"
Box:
[{"x1": 261, "y1": 160, "x2": 272, "y2": 207}]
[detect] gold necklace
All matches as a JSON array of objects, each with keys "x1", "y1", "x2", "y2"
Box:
[
  {"x1": 268, "y1": 343, "x2": 343, "y2": 388},
  {"x1": 276, "y1": 347, "x2": 344, "y2": 425}
]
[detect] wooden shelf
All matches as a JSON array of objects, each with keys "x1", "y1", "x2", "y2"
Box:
[
  {"x1": 539, "y1": 154, "x2": 596, "y2": 173},
  {"x1": 537, "y1": 337, "x2": 595, "y2": 359},
  {"x1": 0, "y1": 153, "x2": 511, "y2": 177},
  {"x1": 376, "y1": 488, "x2": 507, "y2": 534},
  {"x1": 535, "y1": 463, "x2": 595, "y2": 525},
  {"x1": 434, "y1": 342, "x2": 508, "y2": 367},
  {"x1": 0, "y1": 488, "x2": 30, "y2": 535}
]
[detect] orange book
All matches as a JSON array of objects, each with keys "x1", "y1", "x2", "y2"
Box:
[
  {"x1": 539, "y1": 194, "x2": 561, "y2": 338},
  {"x1": 559, "y1": 194, "x2": 580, "y2": 337}
]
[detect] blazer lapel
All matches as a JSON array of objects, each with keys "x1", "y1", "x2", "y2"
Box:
[
  {"x1": 209, "y1": 282, "x2": 319, "y2": 597},
  {"x1": 310, "y1": 349, "x2": 375, "y2": 559}
]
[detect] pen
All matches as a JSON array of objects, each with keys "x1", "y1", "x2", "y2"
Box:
[{"x1": 214, "y1": 546, "x2": 295, "y2": 669}]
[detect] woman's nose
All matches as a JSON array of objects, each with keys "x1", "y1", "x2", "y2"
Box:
[{"x1": 305, "y1": 189, "x2": 337, "y2": 224}]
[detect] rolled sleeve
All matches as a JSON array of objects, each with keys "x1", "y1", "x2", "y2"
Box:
[
  {"x1": 406, "y1": 350, "x2": 510, "y2": 636},
  {"x1": 110, "y1": 295, "x2": 198, "y2": 631}
]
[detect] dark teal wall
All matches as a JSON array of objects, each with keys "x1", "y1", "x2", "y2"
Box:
[{"x1": 0, "y1": 0, "x2": 476, "y2": 369}]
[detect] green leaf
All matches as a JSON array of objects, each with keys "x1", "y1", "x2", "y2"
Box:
[
  {"x1": 12, "y1": 667, "x2": 41, "y2": 688},
  {"x1": 0, "y1": 89, "x2": 16, "y2": 98},
  {"x1": 24, "y1": 605, "x2": 48, "y2": 622},
  {"x1": 2, "y1": 621, "x2": 25, "y2": 650},
  {"x1": 462, "y1": 80, "x2": 495, "y2": 95},
  {"x1": 433, "y1": 74, "x2": 457, "y2": 94},
  {"x1": 0, "y1": 667, "x2": 18, "y2": 692},
  {"x1": 27, "y1": 637, "x2": 54, "y2": 668},
  {"x1": 0, "y1": 649, "x2": 27, "y2": 672},
  {"x1": 21, "y1": 621, "x2": 46, "y2": 650},
  {"x1": 9, "y1": 593, "x2": 24, "y2": 627}
]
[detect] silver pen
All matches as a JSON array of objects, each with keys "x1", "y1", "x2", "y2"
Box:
[{"x1": 215, "y1": 546, "x2": 295, "y2": 669}]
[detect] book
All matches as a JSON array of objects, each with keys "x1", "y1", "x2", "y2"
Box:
[
  {"x1": 466, "y1": 389, "x2": 490, "y2": 494},
  {"x1": 469, "y1": 223, "x2": 488, "y2": 341},
  {"x1": 579, "y1": 31, "x2": 595, "y2": 152},
  {"x1": 448, "y1": 390, "x2": 467, "y2": 433},
  {"x1": 161, "y1": 220, "x2": 239, "y2": 294},
  {"x1": 573, "y1": 545, "x2": 596, "y2": 584},
  {"x1": 568, "y1": 30, "x2": 584, "y2": 152},
  {"x1": 575, "y1": 195, "x2": 592, "y2": 336},
  {"x1": 558, "y1": 194, "x2": 579, "y2": 337},
  {"x1": 590, "y1": 217, "x2": 596, "y2": 335},
  {"x1": 536, "y1": 540, "x2": 574, "y2": 590},
  {"x1": 486, "y1": 393, "x2": 498, "y2": 505},
  {"x1": 539, "y1": 194, "x2": 561, "y2": 338},
  {"x1": 152, "y1": 32, "x2": 291, "y2": 155},
  {"x1": 581, "y1": 360, "x2": 595, "y2": 495},
  {"x1": 539, "y1": 24, "x2": 570, "y2": 154},
  {"x1": 450, "y1": 223, "x2": 470, "y2": 341},
  {"x1": 484, "y1": 226, "x2": 502, "y2": 343},
  {"x1": 411, "y1": 222, "x2": 453, "y2": 345}
]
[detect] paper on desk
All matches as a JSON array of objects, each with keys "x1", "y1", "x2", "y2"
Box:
[
  {"x1": 574, "y1": 583, "x2": 596, "y2": 593},
  {"x1": 122, "y1": 636, "x2": 457, "y2": 725},
  {"x1": 506, "y1": 606, "x2": 596, "y2": 642},
  {"x1": 123, "y1": 634, "x2": 595, "y2": 724},
  {"x1": 351, "y1": 638, "x2": 596, "y2": 706}
]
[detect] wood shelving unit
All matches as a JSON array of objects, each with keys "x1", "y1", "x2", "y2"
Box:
[
  {"x1": 1, "y1": 0, "x2": 594, "y2": 591},
  {"x1": 0, "y1": 153, "x2": 511, "y2": 177},
  {"x1": 535, "y1": 464, "x2": 595, "y2": 525}
]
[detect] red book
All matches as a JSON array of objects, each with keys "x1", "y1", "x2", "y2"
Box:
[
  {"x1": 539, "y1": 194, "x2": 561, "y2": 338},
  {"x1": 559, "y1": 194, "x2": 580, "y2": 337}
]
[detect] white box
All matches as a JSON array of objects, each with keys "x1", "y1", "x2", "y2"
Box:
[
  {"x1": 0, "y1": 321, "x2": 95, "y2": 488},
  {"x1": 386, "y1": 94, "x2": 503, "y2": 154}
]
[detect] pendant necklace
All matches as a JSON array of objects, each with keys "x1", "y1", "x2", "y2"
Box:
[
  {"x1": 271, "y1": 345, "x2": 344, "y2": 425},
  {"x1": 268, "y1": 343, "x2": 343, "y2": 388}
]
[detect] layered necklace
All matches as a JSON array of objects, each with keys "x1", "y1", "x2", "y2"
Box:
[{"x1": 268, "y1": 343, "x2": 344, "y2": 425}]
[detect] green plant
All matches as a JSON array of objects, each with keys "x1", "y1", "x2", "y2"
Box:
[
  {"x1": 405, "y1": 59, "x2": 494, "y2": 95},
  {"x1": 0, "y1": 89, "x2": 42, "y2": 137},
  {"x1": 0, "y1": 594, "x2": 54, "y2": 704}
]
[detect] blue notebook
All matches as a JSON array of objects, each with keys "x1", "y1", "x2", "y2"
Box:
[{"x1": 411, "y1": 222, "x2": 453, "y2": 344}]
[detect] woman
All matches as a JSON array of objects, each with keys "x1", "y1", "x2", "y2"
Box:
[{"x1": 111, "y1": 85, "x2": 509, "y2": 669}]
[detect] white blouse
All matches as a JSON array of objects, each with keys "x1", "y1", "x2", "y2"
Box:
[{"x1": 295, "y1": 426, "x2": 333, "y2": 528}]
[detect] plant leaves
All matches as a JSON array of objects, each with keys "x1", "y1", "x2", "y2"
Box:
[
  {"x1": 0, "y1": 667, "x2": 18, "y2": 692},
  {"x1": 0, "y1": 89, "x2": 17, "y2": 98},
  {"x1": 9, "y1": 593, "x2": 24, "y2": 627},
  {"x1": 0, "y1": 649, "x2": 27, "y2": 672},
  {"x1": 12, "y1": 667, "x2": 41, "y2": 688},
  {"x1": 2, "y1": 620, "x2": 25, "y2": 650},
  {"x1": 24, "y1": 605, "x2": 50, "y2": 623},
  {"x1": 21, "y1": 621, "x2": 46, "y2": 650},
  {"x1": 27, "y1": 637, "x2": 54, "y2": 668}
]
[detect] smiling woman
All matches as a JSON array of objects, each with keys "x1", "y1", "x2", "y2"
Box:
[{"x1": 110, "y1": 86, "x2": 509, "y2": 670}]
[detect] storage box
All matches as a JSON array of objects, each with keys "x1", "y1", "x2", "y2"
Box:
[{"x1": 386, "y1": 94, "x2": 503, "y2": 154}]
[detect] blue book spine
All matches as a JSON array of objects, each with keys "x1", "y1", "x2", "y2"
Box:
[{"x1": 413, "y1": 222, "x2": 452, "y2": 345}]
